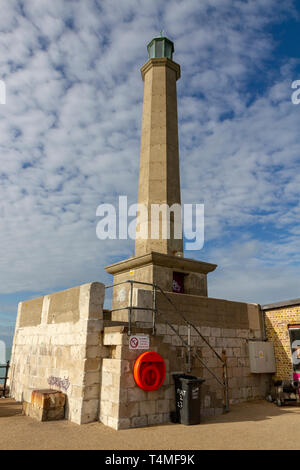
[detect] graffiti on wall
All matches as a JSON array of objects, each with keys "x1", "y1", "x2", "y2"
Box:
[{"x1": 47, "y1": 376, "x2": 70, "y2": 392}]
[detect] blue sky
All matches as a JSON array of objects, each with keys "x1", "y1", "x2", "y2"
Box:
[{"x1": 1, "y1": 0, "x2": 300, "y2": 347}]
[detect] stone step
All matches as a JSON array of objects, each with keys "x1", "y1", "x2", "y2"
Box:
[{"x1": 23, "y1": 389, "x2": 66, "y2": 422}]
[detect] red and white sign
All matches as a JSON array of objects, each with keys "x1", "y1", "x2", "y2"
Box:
[{"x1": 129, "y1": 335, "x2": 150, "y2": 350}]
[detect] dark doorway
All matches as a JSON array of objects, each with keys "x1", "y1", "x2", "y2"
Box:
[{"x1": 173, "y1": 272, "x2": 185, "y2": 294}]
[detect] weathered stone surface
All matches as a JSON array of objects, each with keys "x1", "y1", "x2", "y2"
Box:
[
  {"x1": 31, "y1": 389, "x2": 65, "y2": 410},
  {"x1": 46, "y1": 407, "x2": 65, "y2": 421},
  {"x1": 156, "y1": 399, "x2": 170, "y2": 413},
  {"x1": 140, "y1": 400, "x2": 156, "y2": 415},
  {"x1": 23, "y1": 390, "x2": 66, "y2": 422},
  {"x1": 48, "y1": 287, "x2": 80, "y2": 324},
  {"x1": 9, "y1": 282, "x2": 105, "y2": 425},
  {"x1": 147, "y1": 413, "x2": 164, "y2": 426},
  {"x1": 19, "y1": 297, "x2": 43, "y2": 328},
  {"x1": 135, "y1": 58, "x2": 182, "y2": 257},
  {"x1": 131, "y1": 415, "x2": 148, "y2": 428}
]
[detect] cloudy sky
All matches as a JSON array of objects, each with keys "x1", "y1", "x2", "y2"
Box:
[{"x1": 1, "y1": 0, "x2": 300, "y2": 347}]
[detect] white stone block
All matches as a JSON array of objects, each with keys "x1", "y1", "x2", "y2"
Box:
[
  {"x1": 200, "y1": 326, "x2": 210, "y2": 337},
  {"x1": 131, "y1": 416, "x2": 147, "y2": 428},
  {"x1": 102, "y1": 358, "x2": 121, "y2": 374},
  {"x1": 70, "y1": 345, "x2": 86, "y2": 360},
  {"x1": 100, "y1": 400, "x2": 112, "y2": 416},
  {"x1": 103, "y1": 332, "x2": 123, "y2": 346},
  {"x1": 86, "y1": 345, "x2": 101, "y2": 359},
  {"x1": 211, "y1": 327, "x2": 221, "y2": 337},
  {"x1": 236, "y1": 329, "x2": 249, "y2": 338},
  {"x1": 81, "y1": 399, "x2": 99, "y2": 424},
  {"x1": 148, "y1": 414, "x2": 163, "y2": 425},
  {"x1": 162, "y1": 335, "x2": 171, "y2": 344},
  {"x1": 128, "y1": 387, "x2": 147, "y2": 402},
  {"x1": 117, "y1": 418, "x2": 131, "y2": 430},
  {"x1": 172, "y1": 336, "x2": 183, "y2": 346},
  {"x1": 83, "y1": 371, "x2": 100, "y2": 387},
  {"x1": 107, "y1": 416, "x2": 119, "y2": 430},
  {"x1": 179, "y1": 325, "x2": 188, "y2": 336},
  {"x1": 140, "y1": 400, "x2": 156, "y2": 415},
  {"x1": 101, "y1": 371, "x2": 113, "y2": 387},
  {"x1": 156, "y1": 399, "x2": 170, "y2": 413},
  {"x1": 155, "y1": 323, "x2": 167, "y2": 335},
  {"x1": 87, "y1": 319, "x2": 103, "y2": 333},
  {"x1": 222, "y1": 328, "x2": 237, "y2": 338}
]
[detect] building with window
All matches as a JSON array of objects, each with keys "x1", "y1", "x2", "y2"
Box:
[{"x1": 262, "y1": 299, "x2": 300, "y2": 381}]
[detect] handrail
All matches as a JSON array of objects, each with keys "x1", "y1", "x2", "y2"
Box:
[
  {"x1": 105, "y1": 279, "x2": 155, "y2": 290},
  {"x1": 0, "y1": 360, "x2": 10, "y2": 398},
  {"x1": 106, "y1": 279, "x2": 224, "y2": 361},
  {"x1": 156, "y1": 308, "x2": 225, "y2": 387},
  {"x1": 105, "y1": 279, "x2": 229, "y2": 411},
  {"x1": 154, "y1": 283, "x2": 225, "y2": 363},
  {"x1": 154, "y1": 283, "x2": 229, "y2": 411}
]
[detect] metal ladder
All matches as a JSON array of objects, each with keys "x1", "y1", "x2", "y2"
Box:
[{"x1": 105, "y1": 280, "x2": 229, "y2": 411}]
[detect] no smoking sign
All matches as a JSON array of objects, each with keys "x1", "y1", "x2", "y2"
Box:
[{"x1": 129, "y1": 335, "x2": 150, "y2": 350}]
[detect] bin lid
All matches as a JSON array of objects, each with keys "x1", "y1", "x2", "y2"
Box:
[
  {"x1": 180, "y1": 378, "x2": 205, "y2": 385},
  {"x1": 172, "y1": 374, "x2": 205, "y2": 385}
]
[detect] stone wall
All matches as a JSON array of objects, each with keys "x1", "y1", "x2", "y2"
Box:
[
  {"x1": 100, "y1": 326, "x2": 173, "y2": 429},
  {"x1": 9, "y1": 282, "x2": 105, "y2": 424},
  {"x1": 98, "y1": 290, "x2": 271, "y2": 429},
  {"x1": 264, "y1": 304, "x2": 300, "y2": 380},
  {"x1": 154, "y1": 291, "x2": 271, "y2": 412},
  {"x1": 9, "y1": 282, "x2": 274, "y2": 430}
]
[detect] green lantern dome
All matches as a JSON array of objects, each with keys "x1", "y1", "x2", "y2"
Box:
[{"x1": 147, "y1": 35, "x2": 174, "y2": 60}]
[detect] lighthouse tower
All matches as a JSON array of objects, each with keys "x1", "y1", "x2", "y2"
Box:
[
  {"x1": 106, "y1": 36, "x2": 216, "y2": 320},
  {"x1": 135, "y1": 36, "x2": 183, "y2": 257}
]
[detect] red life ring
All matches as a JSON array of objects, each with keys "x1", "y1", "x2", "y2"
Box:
[
  {"x1": 141, "y1": 365, "x2": 161, "y2": 389},
  {"x1": 133, "y1": 351, "x2": 166, "y2": 391}
]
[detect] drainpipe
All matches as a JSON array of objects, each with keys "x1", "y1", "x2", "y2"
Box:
[{"x1": 258, "y1": 304, "x2": 267, "y2": 341}]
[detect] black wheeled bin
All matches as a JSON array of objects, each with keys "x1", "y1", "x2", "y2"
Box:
[{"x1": 172, "y1": 374, "x2": 205, "y2": 425}]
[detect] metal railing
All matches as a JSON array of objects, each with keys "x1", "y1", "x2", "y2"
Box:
[
  {"x1": 0, "y1": 360, "x2": 10, "y2": 398},
  {"x1": 105, "y1": 280, "x2": 229, "y2": 411}
]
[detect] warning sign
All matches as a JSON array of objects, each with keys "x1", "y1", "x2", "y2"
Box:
[{"x1": 129, "y1": 335, "x2": 150, "y2": 350}]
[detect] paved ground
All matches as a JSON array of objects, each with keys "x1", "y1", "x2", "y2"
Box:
[{"x1": 0, "y1": 398, "x2": 300, "y2": 450}]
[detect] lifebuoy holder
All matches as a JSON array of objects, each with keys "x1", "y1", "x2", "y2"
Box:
[{"x1": 133, "y1": 351, "x2": 166, "y2": 391}]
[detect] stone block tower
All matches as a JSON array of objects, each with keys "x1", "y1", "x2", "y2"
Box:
[
  {"x1": 106, "y1": 36, "x2": 217, "y2": 319},
  {"x1": 135, "y1": 36, "x2": 182, "y2": 257}
]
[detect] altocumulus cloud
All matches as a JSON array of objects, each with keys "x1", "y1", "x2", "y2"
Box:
[{"x1": 0, "y1": 0, "x2": 299, "y2": 327}]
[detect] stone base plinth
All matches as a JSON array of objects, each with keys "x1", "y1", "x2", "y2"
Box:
[{"x1": 105, "y1": 251, "x2": 217, "y2": 322}]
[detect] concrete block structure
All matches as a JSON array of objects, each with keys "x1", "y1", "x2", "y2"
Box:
[
  {"x1": 23, "y1": 389, "x2": 66, "y2": 421},
  {"x1": 98, "y1": 295, "x2": 271, "y2": 429},
  {"x1": 9, "y1": 281, "x2": 272, "y2": 429},
  {"x1": 9, "y1": 282, "x2": 106, "y2": 424}
]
